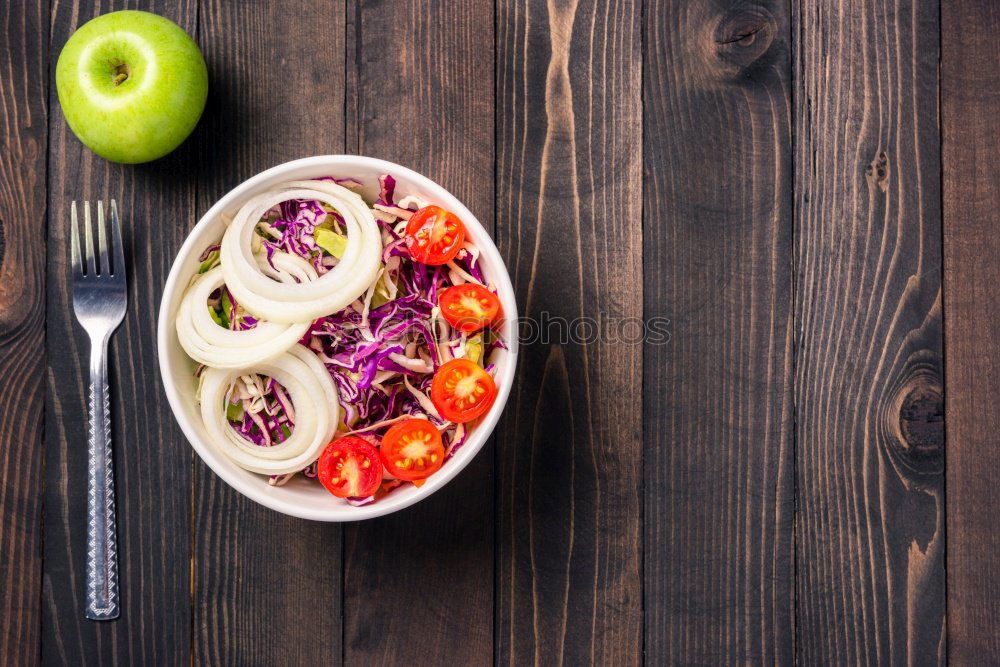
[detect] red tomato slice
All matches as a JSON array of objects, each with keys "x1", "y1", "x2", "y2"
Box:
[
  {"x1": 405, "y1": 206, "x2": 466, "y2": 265},
  {"x1": 379, "y1": 418, "x2": 446, "y2": 481},
  {"x1": 317, "y1": 436, "x2": 383, "y2": 498},
  {"x1": 439, "y1": 284, "x2": 501, "y2": 333},
  {"x1": 430, "y1": 358, "x2": 498, "y2": 423}
]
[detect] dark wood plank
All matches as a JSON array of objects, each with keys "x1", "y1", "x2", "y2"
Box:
[
  {"x1": 495, "y1": 1, "x2": 643, "y2": 663},
  {"x1": 43, "y1": 2, "x2": 198, "y2": 664},
  {"x1": 643, "y1": 0, "x2": 795, "y2": 663},
  {"x1": 0, "y1": 0, "x2": 47, "y2": 663},
  {"x1": 341, "y1": 1, "x2": 495, "y2": 664},
  {"x1": 793, "y1": 0, "x2": 945, "y2": 663},
  {"x1": 942, "y1": 1, "x2": 1000, "y2": 662},
  {"x1": 191, "y1": 1, "x2": 346, "y2": 664}
]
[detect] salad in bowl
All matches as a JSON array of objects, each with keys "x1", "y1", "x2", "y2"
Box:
[{"x1": 158, "y1": 156, "x2": 517, "y2": 520}]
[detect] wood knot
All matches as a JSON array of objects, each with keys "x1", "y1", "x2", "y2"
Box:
[
  {"x1": 713, "y1": 6, "x2": 777, "y2": 78},
  {"x1": 885, "y1": 373, "x2": 944, "y2": 478},
  {"x1": 25, "y1": 136, "x2": 40, "y2": 163},
  {"x1": 865, "y1": 150, "x2": 889, "y2": 192},
  {"x1": 899, "y1": 385, "x2": 944, "y2": 459}
]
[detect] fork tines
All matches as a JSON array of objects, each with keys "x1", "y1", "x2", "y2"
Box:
[{"x1": 71, "y1": 200, "x2": 124, "y2": 279}]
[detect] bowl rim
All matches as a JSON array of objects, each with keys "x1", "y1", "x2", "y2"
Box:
[{"x1": 156, "y1": 155, "x2": 518, "y2": 521}]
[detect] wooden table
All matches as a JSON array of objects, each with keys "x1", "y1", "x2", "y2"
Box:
[{"x1": 2, "y1": 0, "x2": 998, "y2": 664}]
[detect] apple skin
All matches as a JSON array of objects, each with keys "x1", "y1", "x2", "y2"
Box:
[{"x1": 56, "y1": 10, "x2": 208, "y2": 164}]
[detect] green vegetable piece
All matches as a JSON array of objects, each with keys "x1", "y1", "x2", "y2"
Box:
[
  {"x1": 370, "y1": 270, "x2": 394, "y2": 308},
  {"x1": 226, "y1": 401, "x2": 244, "y2": 422},
  {"x1": 220, "y1": 290, "x2": 233, "y2": 328},
  {"x1": 465, "y1": 334, "x2": 484, "y2": 365},
  {"x1": 198, "y1": 250, "x2": 221, "y2": 273},
  {"x1": 370, "y1": 289, "x2": 391, "y2": 309},
  {"x1": 207, "y1": 305, "x2": 224, "y2": 327},
  {"x1": 315, "y1": 227, "x2": 348, "y2": 258}
]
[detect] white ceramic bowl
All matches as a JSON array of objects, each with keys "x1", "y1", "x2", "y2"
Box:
[{"x1": 157, "y1": 155, "x2": 518, "y2": 521}]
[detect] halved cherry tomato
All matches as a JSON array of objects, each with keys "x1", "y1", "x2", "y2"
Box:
[
  {"x1": 439, "y1": 284, "x2": 501, "y2": 333},
  {"x1": 431, "y1": 358, "x2": 498, "y2": 423},
  {"x1": 317, "y1": 436, "x2": 383, "y2": 498},
  {"x1": 379, "y1": 418, "x2": 445, "y2": 481},
  {"x1": 405, "y1": 206, "x2": 466, "y2": 265}
]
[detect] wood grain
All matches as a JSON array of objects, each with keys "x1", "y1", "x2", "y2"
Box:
[
  {"x1": 191, "y1": 1, "x2": 346, "y2": 664},
  {"x1": 0, "y1": 0, "x2": 47, "y2": 663},
  {"x1": 495, "y1": 0, "x2": 643, "y2": 663},
  {"x1": 643, "y1": 0, "x2": 795, "y2": 663},
  {"x1": 16, "y1": 0, "x2": 1000, "y2": 661},
  {"x1": 942, "y1": 1, "x2": 1000, "y2": 662},
  {"x1": 43, "y1": 2, "x2": 198, "y2": 663},
  {"x1": 793, "y1": 0, "x2": 945, "y2": 663},
  {"x1": 341, "y1": 1, "x2": 495, "y2": 664}
]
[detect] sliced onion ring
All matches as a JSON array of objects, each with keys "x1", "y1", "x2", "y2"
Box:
[
  {"x1": 220, "y1": 180, "x2": 382, "y2": 323},
  {"x1": 199, "y1": 346, "x2": 338, "y2": 475},
  {"x1": 176, "y1": 265, "x2": 310, "y2": 368}
]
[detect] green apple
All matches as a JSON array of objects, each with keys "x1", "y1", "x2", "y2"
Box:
[{"x1": 56, "y1": 10, "x2": 208, "y2": 164}]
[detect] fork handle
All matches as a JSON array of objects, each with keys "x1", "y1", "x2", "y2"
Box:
[{"x1": 86, "y1": 336, "x2": 120, "y2": 620}]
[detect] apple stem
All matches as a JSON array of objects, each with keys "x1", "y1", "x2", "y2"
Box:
[{"x1": 112, "y1": 63, "x2": 130, "y2": 86}]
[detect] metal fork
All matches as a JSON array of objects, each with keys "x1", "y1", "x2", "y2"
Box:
[{"x1": 71, "y1": 200, "x2": 127, "y2": 621}]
